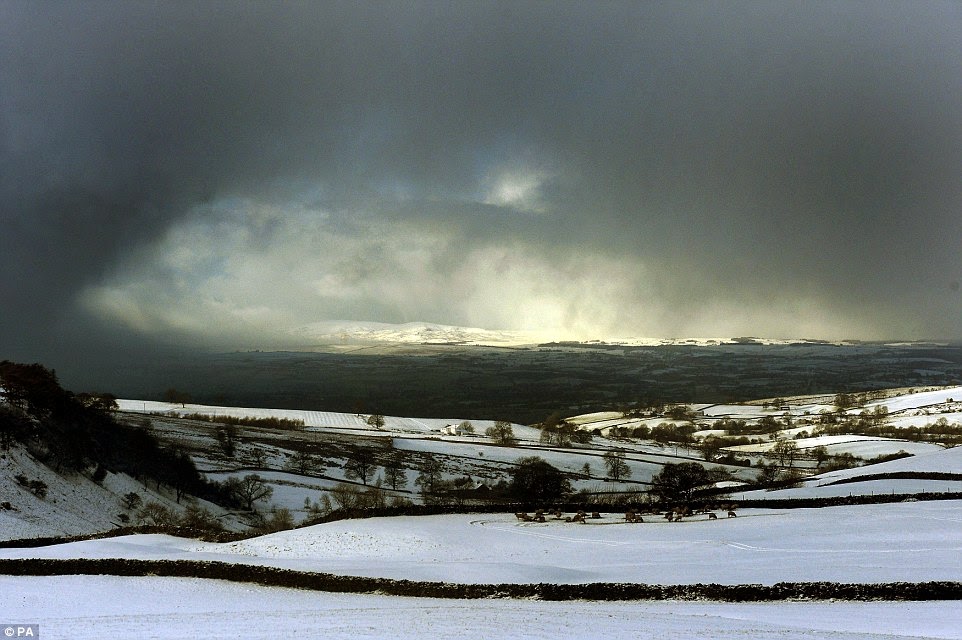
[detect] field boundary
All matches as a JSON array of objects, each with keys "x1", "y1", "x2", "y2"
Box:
[{"x1": 1, "y1": 558, "x2": 960, "y2": 601}]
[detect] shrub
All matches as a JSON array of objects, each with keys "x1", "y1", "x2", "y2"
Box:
[
  {"x1": 253, "y1": 508, "x2": 294, "y2": 534},
  {"x1": 178, "y1": 505, "x2": 225, "y2": 534},
  {"x1": 137, "y1": 502, "x2": 177, "y2": 526},
  {"x1": 329, "y1": 483, "x2": 364, "y2": 510},
  {"x1": 28, "y1": 480, "x2": 47, "y2": 499}
]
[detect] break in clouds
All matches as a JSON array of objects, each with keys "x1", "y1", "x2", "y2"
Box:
[{"x1": 3, "y1": 1, "x2": 962, "y2": 362}]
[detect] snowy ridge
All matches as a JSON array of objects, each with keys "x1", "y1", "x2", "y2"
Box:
[
  {"x1": 293, "y1": 320, "x2": 546, "y2": 346},
  {"x1": 290, "y1": 320, "x2": 904, "y2": 348}
]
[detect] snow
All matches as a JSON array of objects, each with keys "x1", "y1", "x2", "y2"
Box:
[
  {"x1": 731, "y1": 447, "x2": 962, "y2": 500},
  {"x1": 734, "y1": 478, "x2": 962, "y2": 500},
  {"x1": 723, "y1": 435, "x2": 941, "y2": 458},
  {"x1": 117, "y1": 398, "x2": 526, "y2": 437},
  {"x1": 0, "y1": 447, "x2": 240, "y2": 539},
  {"x1": 813, "y1": 445, "x2": 962, "y2": 482},
  {"x1": 6, "y1": 576, "x2": 961, "y2": 640},
  {"x1": 566, "y1": 411, "x2": 626, "y2": 425},
  {"x1": 4, "y1": 501, "x2": 962, "y2": 586},
  {"x1": 294, "y1": 320, "x2": 549, "y2": 346},
  {"x1": 3, "y1": 503, "x2": 962, "y2": 638},
  {"x1": 890, "y1": 411, "x2": 962, "y2": 429},
  {"x1": 5, "y1": 385, "x2": 962, "y2": 638},
  {"x1": 865, "y1": 386, "x2": 962, "y2": 413}
]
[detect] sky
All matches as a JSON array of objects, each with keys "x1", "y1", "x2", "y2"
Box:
[{"x1": 3, "y1": 0, "x2": 962, "y2": 369}]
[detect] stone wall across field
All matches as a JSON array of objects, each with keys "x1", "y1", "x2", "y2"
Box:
[{"x1": 0, "y1": 558, "x2": 959, "y2": 601}]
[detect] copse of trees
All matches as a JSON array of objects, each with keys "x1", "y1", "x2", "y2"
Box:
[
  {"x1": 664, "y1": 404, "x2": 698, "y2": 421},
  {"x1": 649, "y1": 422, "x2": 696, "y2": 446},
  {"x1": 285, "y1": 449, "x2": 323, "y2": 475},
  {"x1": 177, "y1": 413, "x2": 305, "y2": 430}
]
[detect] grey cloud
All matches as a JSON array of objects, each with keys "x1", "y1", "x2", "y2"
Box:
[{"x1": 2, "y1": 0, "x2": 962, "y2": 374}]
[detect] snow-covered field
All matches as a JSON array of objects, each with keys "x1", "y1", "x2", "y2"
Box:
[
  {"x1": 4, "y1": 501, "x2": 961, "y2": 585},
  {"x1": 3, "y1": 501, "x2": 962, "y2": 639},
  {"x1": 117, "y1": 398, "x2": 516, "y2": 435},
  {"x1": 724, "y1": 435, "x2": 942, "y2": 457},
  {"x1": 5, "y1": 575, "x2": 960, "y2": 640},
  {"x1": 734, "y1": 446, "x2": 962, "y2": 500},
  {"x1": 5, "y1": 385, "x2": 962, "y2": 639}
]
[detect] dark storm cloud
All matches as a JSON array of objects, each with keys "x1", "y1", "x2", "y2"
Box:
[{"x1": 3, "y1": 0, "x2": 962, "y2": 368}]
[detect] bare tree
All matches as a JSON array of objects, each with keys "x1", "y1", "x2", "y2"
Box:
[
  {"x1": 215, "y1": 424, "x2": 238, "y2": 458},
  {"x1": 811, "y1": 445, "x2": 830, "y2": 469},
  {"x1": 415, "y1": 456, "x2": 444, "y2": 497},
  {"x1": 249, "y1": 446, "x2": 268, "y2": 468},
  {"x1": 163, "y1": 388, "x2": 192, "y2": 407},
  {"x1": 771, "y1": 437, "x2": 799, "y2": 468},
  {"x1": 285, "y1": 449, "x2": 322, "y2": 475},
  {"x1": 383, "y1": 451, "x2": 408, "y2": 491},
  {"x1": 539, "y1": 412, "x2": 575, "y2": 446},
  {"x1": 232, "y1": 474, "x2": 274, "y2": 510},
  {"x1": 603, "y1": 449, "x2": 632, "y2": 481},
  {"x1": 699, "y1": 435, "x2": 723, "y2": 461},
  {"x1": 344, "y1": 448, "x2": 377, "y2": 485}
]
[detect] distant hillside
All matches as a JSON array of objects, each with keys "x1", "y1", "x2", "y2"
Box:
[{"x1": 59, "y1": 341, "x2": 962, "y2": 424}]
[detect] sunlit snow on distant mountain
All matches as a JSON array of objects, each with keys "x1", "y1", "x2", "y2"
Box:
[{"x1": 292, "y1": 321, "x2": 875, "y2": 348}]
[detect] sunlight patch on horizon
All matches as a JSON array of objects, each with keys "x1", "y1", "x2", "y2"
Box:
[{"x1": 76, "y1": 197, "x2": 886, "y2": 347}]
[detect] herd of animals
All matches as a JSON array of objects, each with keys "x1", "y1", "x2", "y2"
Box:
[{"x1": 515, "y1": 505, "x2": 739, "y2": 524}]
